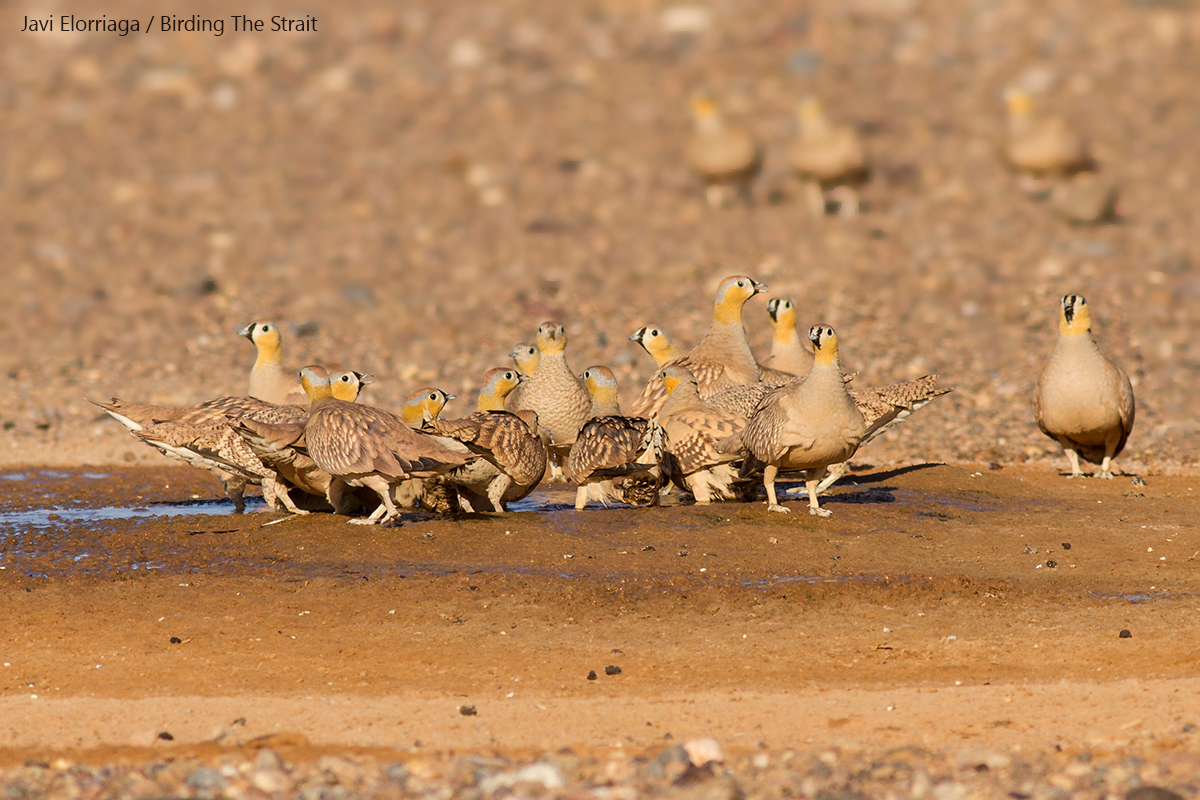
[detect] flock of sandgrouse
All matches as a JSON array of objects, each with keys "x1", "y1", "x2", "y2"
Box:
[
  {"x1": 689, "y1": 89, "x2": 1115, "y2": 220},
  {"x1": 93, "y1": 277, "x2": 1135, "y2": 524}
]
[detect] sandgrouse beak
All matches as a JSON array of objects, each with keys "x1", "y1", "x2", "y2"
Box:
[
  {"x1": 238, "y1": 323, "x2": 255, "y2": 341},
  {"x1": 751, "y1": 280, "x2": 768, "y2": 295}
]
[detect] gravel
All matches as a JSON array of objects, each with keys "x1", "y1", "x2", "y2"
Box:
[{"x1": 2, "y1": 744, "x2": 1196, "y2": 800}]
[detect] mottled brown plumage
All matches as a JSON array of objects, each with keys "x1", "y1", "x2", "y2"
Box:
[
  {"x1": 707, "y1": 373, "x2": 944, "y2": 436},
  {"x1": 93, "y1": 394, "x2": 282, "y2": 513},
  {"x1": 505, "y1": 322, "x2": 590, "y2": 446},
  {"x1": 425, "y1": 410, "x2": 548, "y2": 512},
  {"x1": 629, "y1": 275, "x2": 768, "y2": 417},
  {"x1": 230, "y1": 370, "x2": 374, "y2": 514},
  {"x1": 387, "y1": 386, "x2": 462, "y2": 514},
  {"x1": 658, "y1": 366, "x2": 755, "y2": 504},
  {"x1": 94, "y1": 395, "x2": 267, "y2": 430},
  {"x1": 712, "y1": 372, "x2": 950, "y2": 500},
  {"x1": 414, "y1": 369, "x2": 546, "y2": 512},
  {"x1": 850, "y1": 376, "x2": 953, "y2": 445},
  {"x1": 301, "y1": 366, "x2": 474, "y2": 525},
  {"x1": 568, "y1": 367, "x2": 665, "y2": 509},
  {"x1": 135, "y1": 418, "x2": 295, "y2": 514}
]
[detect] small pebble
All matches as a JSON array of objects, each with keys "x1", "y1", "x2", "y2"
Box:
[
  {"x1": 1061, "y1": 543, "x2": 1071, "y2": 550},
  {"x1": 157, "y1": 732, "x2": 174, "y2": 741},
  {"x1": 682, "y1": 737, "x2": 725, "y2": 766},
  {"x1": 605, "y1": 665, "x2": 622, "y2": 675},
  {"x1": 459, "y1": 705, "x2": 477, "y2": 716},
  {"x1": 587, "y1": 670, "x2": 598, "y2": 680},
  {"x1": 1119, "y1": 629, "x2": 1132, "y2": 639},
  {"x1": 169, "y1": 637, "x2": 182, "y2": 644}
]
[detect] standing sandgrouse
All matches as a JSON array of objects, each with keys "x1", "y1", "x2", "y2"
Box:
[
  {"x1": 788, "y1": 97, "x2": 868, "y2": 217},
  {"x1": 1034, "y1": 294, "x2": 1134, "y2": 478},
  {"x1": 423, "y1": 367, "x2": 548, "y2": 512},
  {"x1": 300, "y1": 366, "x2": 473, "y2": 525},
  {"x1": 568, "y1": 366, "x2": 665, "y2": 510},
  {"x1": 685, "y1": 92, "x2": 761, "y2": 208},
  {"x1": 629, "y1": 326, "x2": 682, "y2": 368},
  {"x1": 629, "y1": 275, "x2": 768, "y2": 417},
  {"x1": 762, "y1": 298, "x2": 813, "y2": 376},
  {"x1": 658, "y1": 365, "x2": 755, "y2": 504},
  {"x1": 719, "y1": 326, "x2": 868, "y2": 517},
  {"x1": 239, "y1": 321, "x2": 309, "y2": 406}
]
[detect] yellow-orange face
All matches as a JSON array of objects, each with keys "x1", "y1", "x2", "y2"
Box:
[
  {"x1": 240, "y1": 320, "x2": 283, "y2": 360},
  {"x1": 299, "y1": 365, "x2": 332, "y2": 401},
  {"x1": 1059, "y1": 294, "x2": 1091, "y2": 336},
  {"x1": 767, "y1": 298, "x2": 797, "y2": 329},
  {"x1": 536, "y1": 322, "x2": 567, "y2": 355},
  {"x1": 402, "y1": 387, "x2": 455, "y2": 425},
  {"x1": 798, "y1": 96, "x2": 824, "y2": 122},
  {"x1": 689, "y1": 93, "x2": 717, "y2": 120},
  {"x1": 1004, "y1": 87, "x2": 1032, "y2": 117},
  {"x1": 481, "y1": 368, "x2": 523, "y2": 400},
  {"x1": 581, "y1": 366, "x2": 619, "y2": 402},
  {"x1": 714, "y1": 275, "x2": 767, "y2": 324},
  {"x1": 659, "y1": 365, "x2": 694, "y2": 395},
  {"x1": 509, "y1": 343, "x2": 540, "y2": 374},
  {"x1": 330, "y1": 370, "x2": 372, "y2": 402},
  {"x1": 630, "y1": 326, "x2": 678, "y2": 365},
  {"x1": 808, "y1": 325, "x2": 840, "y2": 366}
]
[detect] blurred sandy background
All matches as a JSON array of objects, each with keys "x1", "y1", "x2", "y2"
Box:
[{"x1": 2, "y1": 0, "x2": 1197, "y2": 469}]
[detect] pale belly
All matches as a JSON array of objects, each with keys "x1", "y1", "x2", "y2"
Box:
[
  {"x1": 450, "y1": 460, "x2": 502, "y2": 493},
  {"x1": 1039, "y1": 376, "x2": 1122, "y2": 442},
  {"x1": 777, "y1": 436, "x2": 859, "y2": 472}
]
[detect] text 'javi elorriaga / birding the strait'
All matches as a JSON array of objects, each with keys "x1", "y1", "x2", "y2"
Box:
[{"x1": 20, "y1": 14, "x2": 319, "y2": 36}]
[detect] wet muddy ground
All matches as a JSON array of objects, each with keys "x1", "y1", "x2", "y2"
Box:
[{"x1": 1, "y1": 463, "x2": 1198, "y2": 786}]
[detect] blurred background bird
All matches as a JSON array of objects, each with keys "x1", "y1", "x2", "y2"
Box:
[
  {"x1": 788, "y1": 97, "x2": 868, "y2": 217},
  {"x1": 685, "y1": 92, "x2": 762, "y2": 209}
]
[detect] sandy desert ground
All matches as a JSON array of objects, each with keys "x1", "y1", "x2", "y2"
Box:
[{"x1": 2, "y1": 0, "x2": 1198, "y2": 795}]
